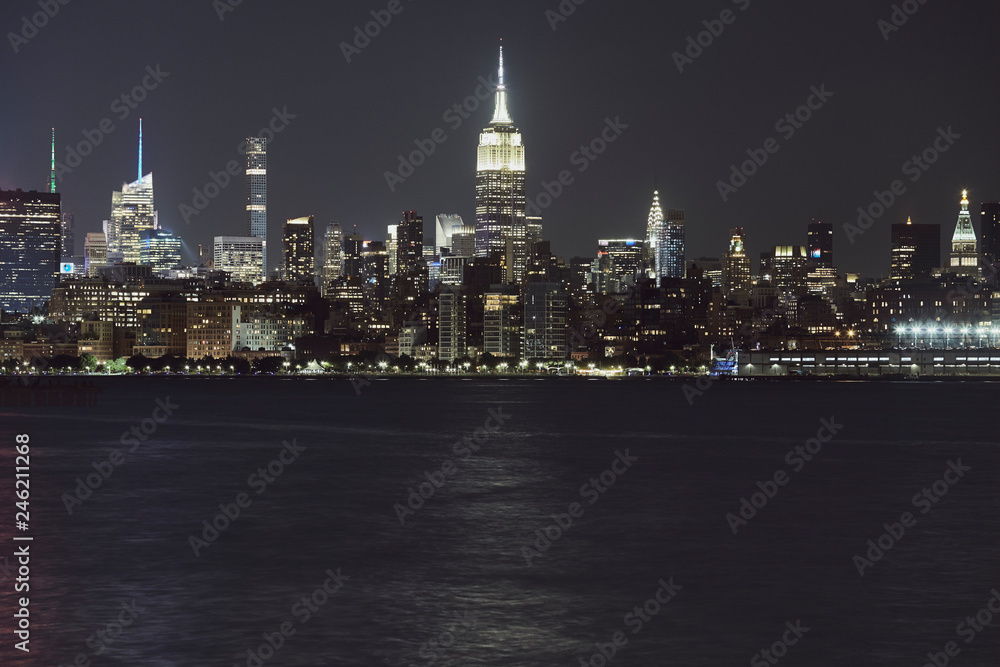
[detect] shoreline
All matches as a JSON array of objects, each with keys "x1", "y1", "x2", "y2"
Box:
[{"x1": 4, "y1": 373, "x2": 1000, "y2": 383}]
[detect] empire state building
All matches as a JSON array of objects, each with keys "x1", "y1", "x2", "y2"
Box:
[{"x1": 475, "y1": 44, "x2": 527, "y2": 284}]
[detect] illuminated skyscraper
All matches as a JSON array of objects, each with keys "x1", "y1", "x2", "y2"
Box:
[
  {"x1": 60, "y1": 213, "x2": 74, "y2": 257},
  {"x1": 522, "y1": 282, "x2": 567, "y2": 360},
  {"x1": 397, "y1": 211, "x2": 424, "y2": 275},
  {"x1": 214, "y1": 236, "x2": 264, "y2": 285},
  {"x1": 246, "y1": 137, "x2": 267, "y2": 275},
  {"x1": 658, "y1": 209, "x2": 685, "y2": 280},
  {"x1": 807, "y1": 221, "x2": 833, "y2": 268},
  {"x1": 282, "y1": 216, "x2": 315, "y2": 283},
  {"x1": 890, "y1": 218, "x2": 940, "y2": 281},
  {"x1": 108, "y1": 122, "x2": 155, "y2": 264},
  {"x1": 760, "y1": 245, "x2": 809, "y2": 293},
  {"x1": 646, "y1": 190, "x2": 663, "y2": 276},
  {"x1": 596, "y1": 239, "x2": 644, "y2": 294},
  {"x1": 438, "y1": 289, "x2": 467, "y2": 362},
  {"x1": 722, "y1": 228, "x2": 752, "y2": 298},
  {"x1": 0, "y1": 189, "x2": 61, "y2": 312},
  {"x1": 322, "y1": 223, "x2": 343, "y2": 296},
  {"x1": 949, "y1": 190, "x2": 980, "y2": 278},
  {"x1": 85, "y1": 232, "x2": 108, "y2": 278},
  {"x1": 140, "y1": 229, "x2": 182, "y2": 274},
  {"x1": 435, "y1": 214, "x2": 465, "y2": 256},
  {"x1": 475, "y1": 44, "x2": 527, "y2": 284}
]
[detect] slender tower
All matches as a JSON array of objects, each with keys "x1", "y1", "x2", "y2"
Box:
[
  {"x1": 50, "y1": 128, "x2": 56, "y2": 193},
  {"x1": 475, "y1": 40, "x2": 527, "y2": 284},
  {"x1": 138, "y1": 118, "x2": 143, "y2": 181},
  {"x1": 949, "y1": 189, "x2": 980, "y2": 278},
  {"x1": 108, "y1": 121, "x2": 154, "y2": 263},
  {"x1": 246, "y1": 137, "x2": 268, "y2": 276},
  {"x1": 646, "y1": 190, "x2": 663, "y2": 278}
]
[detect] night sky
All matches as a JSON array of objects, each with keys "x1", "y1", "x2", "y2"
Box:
[{"x1": 1, "y1": 0, "x2": 997, "y2": 278}]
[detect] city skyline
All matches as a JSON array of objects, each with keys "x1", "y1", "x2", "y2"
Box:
[{"x1": 1, "y1": 0, "x2": 997, "y2": 279}]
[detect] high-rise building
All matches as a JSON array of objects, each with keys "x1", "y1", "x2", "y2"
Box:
[
  {"x1": 484, "y1": 287, "x2": 521, "y2": 357},
  {"x1": 246, "y1": 137, "x2": 267, "y2": 274},
  {"x1": 807, "y1": 221, "x2": 834, "y2": 268},
  {"x1": 526, "y1": 216, "x2": 543, "y2": 247},
  {"x1": 386, "y1": 225, "x2": 398, "y2": 276},
  {"x1": 282, "y1": 216, "x2": 315, "y2": 283},
  {"x1": 322, "y1": 223, "x2": 343, "y2": 296},
  {"x1": 85, "y1": 232, "x2": 108, "y2": 278},
  {"x1": 435, "y1": 214, "x2": 466, "y2": 256},
  {"x1": 361, "y1": 240, "x2": 390, "y2": 312},
  {"x1": 687, "y1": 257, "x2": 723, "y2": 289},
  {"x1": 658, "y1": 209, "x2": 685, "y2": 280},
  {"x1": 722, "y1": 228, "x2": 752, "y2": 298},
  {"x1": 60, "y1": 212, "x2": 74, "y2": 257},
  {"x1": 140, "y1": 229, "x2": 182, "y2": 274},
  {"x1": 981, "y1": 201, "x2": 1000, "y2": 285},
  {"x1": 214, "y1": 236, "x2": 264, "y2": 285},
  {"x1": 109, "y1": 122, "x2": 155, "y2": 263},
  {"x1": 522, "y1": 282, "x2": 567, "y2": 360},
  {"x1": 397, "y1": 211, "x2": 424, "y2": 274},
  {"x1": 438, "y1": 289, "x2": 467, "y2": 362},
  {"x1": 760, "y1": 245, "x2": 809, "y2": 293},
  {"x1": 342, "y1": 233, "x2": 364, "y2": 279},
  {"x1": 451, "y1": 226, "x2": 476, "y2": 258},
  {"x1": 890, "y1": 218, "x2": 940, "y2": 281},
  {"x1": 596, "y1": 239, "x2": 644, "y2": 294},
  {"x1": 949, "y1": 190, "x2": 980, "y2": 278},
  {"x1": 0, "y1": 189, "x2": 61, "y2": 312},
  {"x1": 475, "y1": 45, "x2": 527, "y2": 285},
  {"x1": 646, "y1": 191, "x2": 663, "y2": 277}
]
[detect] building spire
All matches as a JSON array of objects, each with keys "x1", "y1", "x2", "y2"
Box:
[
  {"x1": 491, "y1": 39, "x2": 512, "y2": 125},
  {"x1": 952, "y1": 188, "x2": 976, "y2": 243},
  {"x1": 498, "y1": 40, "x2": 505, "y2": 87},
  {"x1": 138, "y1": 118, "x2": 143, "y2": 181},
  {"x1": 50, "y1": 128, "x2": 56, "y2": 193}
]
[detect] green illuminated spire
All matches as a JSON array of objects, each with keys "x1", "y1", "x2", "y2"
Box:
[{"x1": 50, "y1": 128, "x2": 56, "y2": 193}]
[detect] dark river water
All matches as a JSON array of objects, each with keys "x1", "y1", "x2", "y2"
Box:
[{"x1": 0, "y1": 377, "x2": 997, "y2": 665}]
